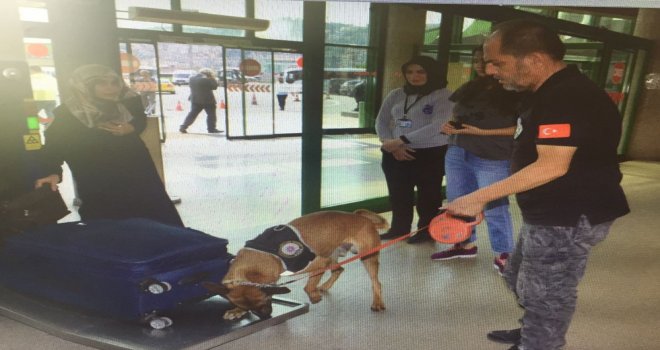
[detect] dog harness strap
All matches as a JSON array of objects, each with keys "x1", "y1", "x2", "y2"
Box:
[{"x1": 244, "y1": 225, "x2": 316, "y2": 273}]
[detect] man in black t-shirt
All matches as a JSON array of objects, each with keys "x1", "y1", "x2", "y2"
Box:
[{"x1": 444, "y1": 20, "x2": 630, "y2": 350}]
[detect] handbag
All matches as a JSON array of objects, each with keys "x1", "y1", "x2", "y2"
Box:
[{"x1": 1, "y1": 186, "x2": 70, "y2": 233}]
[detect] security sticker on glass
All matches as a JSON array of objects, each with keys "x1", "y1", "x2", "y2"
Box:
[{"x1": 398, "y1": 118, "x2": 413, "y2": 128}]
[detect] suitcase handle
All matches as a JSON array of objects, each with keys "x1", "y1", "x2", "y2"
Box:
[{"x1": 177, "y1": 271, "x2": 212, "y2": 286}]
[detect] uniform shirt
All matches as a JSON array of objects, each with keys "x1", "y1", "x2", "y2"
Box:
[
  {"x1": 512, "y1": 65, "x2": 630, "y2": 226},
  {"x1": 244, "y1": 225, "x2": 316, "y2": 273},
  {"x1": 375, "y1": 88, "x2": 453, "y2": 149}
]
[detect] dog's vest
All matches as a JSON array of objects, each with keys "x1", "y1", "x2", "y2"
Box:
[{"x1": 244, "y1": 225, "x2": 316, "y2": 273}]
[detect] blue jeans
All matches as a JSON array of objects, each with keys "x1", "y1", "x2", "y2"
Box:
[{"x1": 444, "y1": 145, "x2": 514, "y2": 253}]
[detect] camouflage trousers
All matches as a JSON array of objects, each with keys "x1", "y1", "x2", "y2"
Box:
[{"x1": 503, "y1": 215, "x2": 614, "y2": 350}]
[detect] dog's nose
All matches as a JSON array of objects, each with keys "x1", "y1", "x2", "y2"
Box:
[{"x1": 253, "y1": 306, "x2": 273, "y2": 320}]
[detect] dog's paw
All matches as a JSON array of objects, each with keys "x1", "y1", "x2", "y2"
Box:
[
  {"x1": 308, "y1": 293, "x2": 322, "y2": 304},
  {"x1": 370, "y1": 302, "x2": 386, "y2": 312},
  {"x1": 223, "y1": 307, "x2": 248, "y2": 321}
]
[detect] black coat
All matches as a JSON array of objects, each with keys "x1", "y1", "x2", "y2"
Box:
[
  {"x1": 40, "y1": 96, "x2": 184, "y2": 227},
  {"x1": 188, "y1": 74, "x2": 218, "y2": 105}
]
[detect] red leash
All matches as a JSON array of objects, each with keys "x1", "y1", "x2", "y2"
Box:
[{"x1": 276, "y1": 227, "x2": 427, "y2": 286}]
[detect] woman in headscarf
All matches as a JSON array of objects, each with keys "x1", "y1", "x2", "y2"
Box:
[
  {"x1": 35, "y1": 64, "x2": 183, "y2": 227},
  {"x1": 375, "y1": 55, "x2": 454, "y2": 244}
]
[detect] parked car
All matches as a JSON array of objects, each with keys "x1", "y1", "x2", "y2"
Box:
[
  {"x1": 218, "y1": 68, "x2": 259, "y2": 86},
  {"x1": 159, "y1": 78, "x2": 176, "y2": 94},
  {"x1": 339, "y1": 79, "x2": 363, "y2": 96},
  {"x1": 172, "y1": 70, "x2": 196, "y2": 85}
]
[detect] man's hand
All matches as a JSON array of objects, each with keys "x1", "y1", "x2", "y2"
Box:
[
  {"x1": 35, "y1": 174, "x2": 60, "y2": 191},
  {"x1": 443, "y1": 192, "x2": 487, "y2": 218}
]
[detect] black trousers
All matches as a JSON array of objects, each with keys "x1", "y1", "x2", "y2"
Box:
[
  {"x1": 381, "y1": 145, "x2": 447, "y2": 235},
  {"x1": 181, "y1": 103, "x2": 217, "y2": 131},
  {"x1": 276, "y1": 94, "x2": 287, "y2": 110}
]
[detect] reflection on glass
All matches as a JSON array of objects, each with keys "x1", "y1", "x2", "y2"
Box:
[
  {"x1": 458, "y1": 17, "x2": 491, "y2": 44},
  {"x1": 605, "y1": 51, "x2": 633, "y2": 111},
  {"x1": 321, "y1": 134, "x2": 388, "y2": 208},
  {"x1": 19, "y1": 6, "x2": 48, "y2": 22},
  {"x1": 181, "y1": 0, "x2": 246, "y2": 36},
  {"x1": 255, "y1": 0, "x2": 303, "y2": 41},
  {"x1": 115, "y1": 0, "x2": 173, "y2": 30},
  {"x1": 325, "y1": 1, "x2": 370, "y2": 46},
  {"x1": 324, "y1": 46, "x2": 371, "y2": 129},
  {"x1": 598, "y1": 17, "x2": 634, "y2": 35},
  {"x1": 424, "y1": 11, "x2": 442, "y2": 45}
]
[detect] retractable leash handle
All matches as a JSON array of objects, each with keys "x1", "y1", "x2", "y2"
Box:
[{"x1": 429, "y1": 210, "x2": 484, "y2": 244}]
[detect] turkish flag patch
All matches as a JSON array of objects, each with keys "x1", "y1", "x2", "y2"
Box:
[{"x1": 538, "y1": 124, "x2": 571, "y2": 139}]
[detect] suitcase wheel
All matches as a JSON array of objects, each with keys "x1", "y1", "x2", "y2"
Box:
[
  {"x1": 149, "y1": 316, "x2": 173, "y2": 330},
  {"x1": 141, "y1": 279, "x2": 172, "y2": 294}
]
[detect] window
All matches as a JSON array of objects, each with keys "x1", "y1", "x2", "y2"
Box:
[
  {"x1": 255, "y1": 0, "x2": 303, "y2": 41},
  {"x1": 18, "y1": 1, "x2": 48, "y2": 23},
  {"x1": 424, "y1": 11, "x2": 442, "y2": 46},
  {"x1": 115, "y1": 0, "x2": 172, "y2": 31},
  {"x1": 325, "y1": 2, "x2": 370, "y2": 46},
  {"x1": 456, "y1": 17, "x2": 491, "y2": 44},
  {"x1": 180, "y1": 0, "x2": 245, "y2": 36}
]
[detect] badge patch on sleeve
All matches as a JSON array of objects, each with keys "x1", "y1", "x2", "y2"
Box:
[{"x1": 538, "y1": 124, "x2": 571, "y2": 139}]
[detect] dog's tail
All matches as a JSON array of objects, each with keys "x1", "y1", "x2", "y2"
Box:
[{"x1": 354, "y1": 209, "x2": 389, "y2": 230}]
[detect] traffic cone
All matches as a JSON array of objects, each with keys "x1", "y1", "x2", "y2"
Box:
[
  {"x1": 251, "y1": 93, "x2": 257, "y2": 106},
  {"x1": 218, "y1": 99, "x2": 226, "y2": 109},
  {"x1": 175, "y1": 100, "x2": 183, "y2": 112}
]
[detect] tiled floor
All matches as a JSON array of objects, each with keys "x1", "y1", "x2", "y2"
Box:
[{"x1": 2, "y1": 125, "x2": 659, "y2": 349}]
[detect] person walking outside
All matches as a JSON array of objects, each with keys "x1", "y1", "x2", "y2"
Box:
[
  {"x1": 443, "y1": 20, "x2": 630, "y2": 350},
  {"x1": 275, "y1": 74, "x2": 288, "y2": 111},
  {"x1": 179, "y1": 68, "x2": 222, "y2": 134},
  {"x1": 431, "y1": 46, "x2": 523, "y2": 276},
  {"x1": 376, "y1": 55, "x2": 453, "y2": 244}
]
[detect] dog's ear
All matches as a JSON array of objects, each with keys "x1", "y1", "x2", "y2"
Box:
[
  {"x1": 260, "y1": 286, "x2": 291, "y2": 295},
  {"x1": 202, "y1": 281, "x2": 230, "y2": 296}
]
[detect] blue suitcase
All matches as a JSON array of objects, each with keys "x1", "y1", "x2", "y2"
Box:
[{"x1": 0, "y1": 218, "x2": 231, "y2": 329}]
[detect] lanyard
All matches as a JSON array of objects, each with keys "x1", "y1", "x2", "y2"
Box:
[{"x1": 403, "y1": 94, "x2": 422, "y2": 119}]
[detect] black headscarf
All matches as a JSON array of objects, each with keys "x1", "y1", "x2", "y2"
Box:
[{"x1": 401, "y1": 55, "x2": 448, "y2": 96}]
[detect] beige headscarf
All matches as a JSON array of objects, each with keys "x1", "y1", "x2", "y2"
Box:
[{"x1": 65, "y1": 64, "x2": 138, "y2": 128}]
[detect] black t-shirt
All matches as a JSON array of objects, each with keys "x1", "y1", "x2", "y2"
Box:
[{"x1": 511, "y1": 65, "x2": 630, "y2": 226}]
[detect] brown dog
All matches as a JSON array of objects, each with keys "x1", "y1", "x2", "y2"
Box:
[{"x1": 203, "y1": 209, "x2": 389, "y2": 320}]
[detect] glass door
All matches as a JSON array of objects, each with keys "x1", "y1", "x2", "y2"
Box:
[
  {"x1": 224, "y1": 48, "x2": 302, "y2": 138},
  {"x1": 119, "y1": 41, "x2": 168, "y2": 141},
  {"x1": 605, "y1": 50, "x2": 635, "y2": 112}
]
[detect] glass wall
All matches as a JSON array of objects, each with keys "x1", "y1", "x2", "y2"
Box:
[
  {"x1": 323, "y1": 1, "x2": 373, "y2": 130},
  {"x1": 254, "y1": 0, "x2": 303, "y2": 41},
  {"x1": 115, "y1": 0, "x2": 173, "y2": 31},
  {"x1": 180, "y1": 0, "x2": 245, "y2": 36},
  {"x1": 321, "y1": 1, "x2": 385, "y2": 208}
]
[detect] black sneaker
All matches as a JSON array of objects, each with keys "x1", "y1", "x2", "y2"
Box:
[
  {"x1": 208, "y1": 129, "x2": 224, "y2": 133},
  {"x1": 487, "y1": 328, "x2": 521, "y2": 344},
  {"x1": 379, "y1": 231, "x2": 406, "y2": 240},
  {"x1": 179, "y1": 128, "x2": 187, "y2": 134},
  {"x1": 507, "y1": 345, "x2": 520, "y2": 350},
  {"x1": 406, "y1": 231, "x2": 433, "y2": 244}
]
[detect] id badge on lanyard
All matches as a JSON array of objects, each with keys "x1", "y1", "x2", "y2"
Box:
[
  {"x1": 398, "y1": 117, "x2": 412, "y2": 128},
  {"x1": 398, "y1": 94, "x2": 421, "y2": 129}
]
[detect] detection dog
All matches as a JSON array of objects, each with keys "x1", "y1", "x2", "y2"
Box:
[{"x1": 203, "y1": 209, "x2": 389, "y2": 320}]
